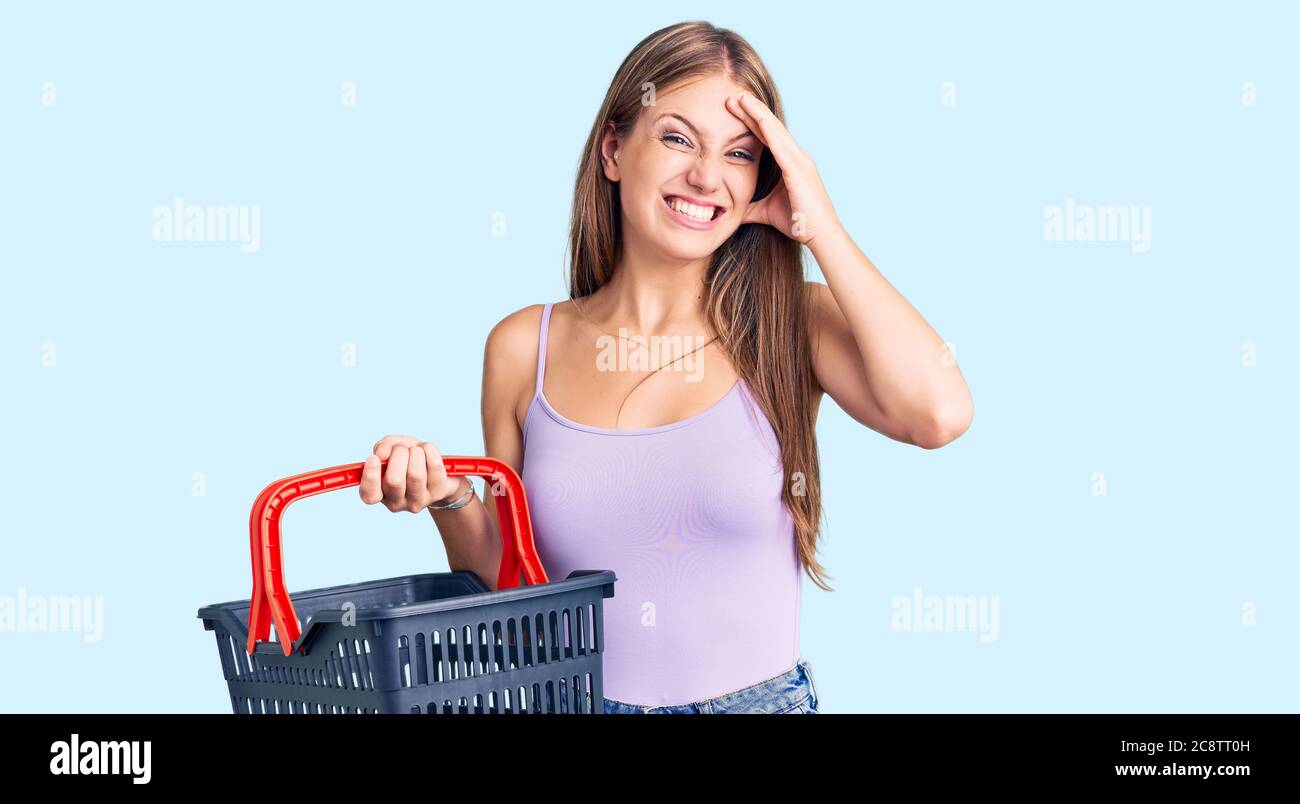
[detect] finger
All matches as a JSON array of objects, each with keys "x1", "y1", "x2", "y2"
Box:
[
  {"x1": 734, "y1": 92, "x2": 803, "y2": 170},
  {"x1": 420, "y1": 441, "x2": 452, "y2": 499},
  {"x1": 734, "y1": 91, "x2": 795, "y2": 152},
  {"x1": 382, "y1": 446, "x2": 410, "y2": 510},
  {"x1": 405, "y1": 446, "x2": 429, "y2": 512},
  {"x1": 725, "y1": 93, "x2": 792, "y2": 178},
  {"x1": 359, "y1": 453, "x2": 383, "y2": 503},
  {"x1": 724, "y1": 94, "x2": 764, "y2": 148},
  {"x1": 374, "y1": 434, "x2": 419, "y2": 460},
  {"x1": 375, "y1": 435, "x2": 420, "y2": 460}
]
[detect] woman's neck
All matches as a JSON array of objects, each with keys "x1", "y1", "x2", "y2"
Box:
[{"x1": 583, "y1": 250, "x2": 713, "y2": 336}]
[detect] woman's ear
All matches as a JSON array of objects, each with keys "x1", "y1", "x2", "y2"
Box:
[{"x1": 600, "y1": 121, "x2": 621, "y2": 182}]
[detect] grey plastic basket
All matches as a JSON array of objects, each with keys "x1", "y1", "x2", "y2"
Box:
[{"x1": 196, "y1": 456, "x2": 617, "y2": 714}]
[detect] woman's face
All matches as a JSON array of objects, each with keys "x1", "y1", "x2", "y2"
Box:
[{"x1": 602, "y1": 73, "x2": 763, "y2": 262}]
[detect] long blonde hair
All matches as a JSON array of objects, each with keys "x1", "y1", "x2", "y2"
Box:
[{"x1": 565, "y1": 20, "x2": 832, "y2": 591}]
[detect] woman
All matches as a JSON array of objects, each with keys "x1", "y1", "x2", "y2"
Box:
[{"x1": 358, "y1": 21, "x2": 973, "y2": 713}]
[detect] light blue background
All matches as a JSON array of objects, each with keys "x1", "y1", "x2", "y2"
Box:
[{"x1": 2, "y1": 1, "x2": 1295, "y2": 713}]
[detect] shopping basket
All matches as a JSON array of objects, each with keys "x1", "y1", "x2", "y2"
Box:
[{"x1": 197, "y1": 456, "x2": 617, "y2": 714}]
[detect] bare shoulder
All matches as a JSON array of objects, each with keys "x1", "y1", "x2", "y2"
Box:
[
  {"x1": 485, "y1": 303, "x2": 546, "y2": 363},
  {"x1": 804, "y1": 279, "x2": 835, "y2": 315},
  {"x1": 483, "y1": 303, "x2": 547, "y2": 432}
]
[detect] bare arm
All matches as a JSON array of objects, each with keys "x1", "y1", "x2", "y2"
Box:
[
  {"x1": 426, "y1": 474, "x2": 501, "y2": 590},
  {"x1": 426, "y1": 304, "x2": 541, "y2": 590},
  {"x1": 721, "y1": 90, "x2": 973, "y2": 449},
  {"x1": 806, "y1": 257, "x2": 973, "y2": 450},
  {"x1": 362, "y1": 305, "x2": 541, "y2": 592}
]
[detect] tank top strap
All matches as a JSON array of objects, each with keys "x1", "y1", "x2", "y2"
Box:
[{"x1": 533, "y1": 302, "x2": 555, "y2": 402}]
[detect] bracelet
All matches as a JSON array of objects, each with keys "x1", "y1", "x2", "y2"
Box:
[{"x1": 428, "y1": 477, "x2": 475, "y2": 510}]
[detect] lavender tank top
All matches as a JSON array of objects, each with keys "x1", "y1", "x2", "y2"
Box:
[{"x1": 520, "y1": 301, "x2": 801, "y2": 706}]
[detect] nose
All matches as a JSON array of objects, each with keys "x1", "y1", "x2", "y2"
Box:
[{"x1": 685, "y1": 152, "x2": 724, "y2": 196}]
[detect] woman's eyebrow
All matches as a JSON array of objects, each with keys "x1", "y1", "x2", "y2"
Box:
[{"x1": 656, "y1": 112, "x2": 757, "y2": 144}]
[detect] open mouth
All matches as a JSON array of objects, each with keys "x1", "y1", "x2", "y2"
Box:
[{"x1": 663, "y1": 195, "x2": 724, "y2": 222}]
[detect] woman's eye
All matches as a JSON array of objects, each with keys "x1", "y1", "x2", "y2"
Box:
[{"x1": 660, "y1": 132, "x2": 752, "y2": 162}]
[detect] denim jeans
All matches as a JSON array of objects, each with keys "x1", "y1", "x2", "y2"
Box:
[{"x1": 581, "y1": 657, "x2": 820, "y2": 714}]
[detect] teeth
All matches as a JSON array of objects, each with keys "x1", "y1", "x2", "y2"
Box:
[{"x1": 668, "y1": 197, "x2": 715, "y2": 222}]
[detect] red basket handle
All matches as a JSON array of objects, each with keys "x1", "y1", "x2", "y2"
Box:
[{"x1": 245, "y1": 456, "x2": 547, "y2": 656}]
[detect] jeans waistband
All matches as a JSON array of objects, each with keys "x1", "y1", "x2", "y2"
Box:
[{"x1": 605, "y1": 658, "x2": 814, "y2": 713}]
